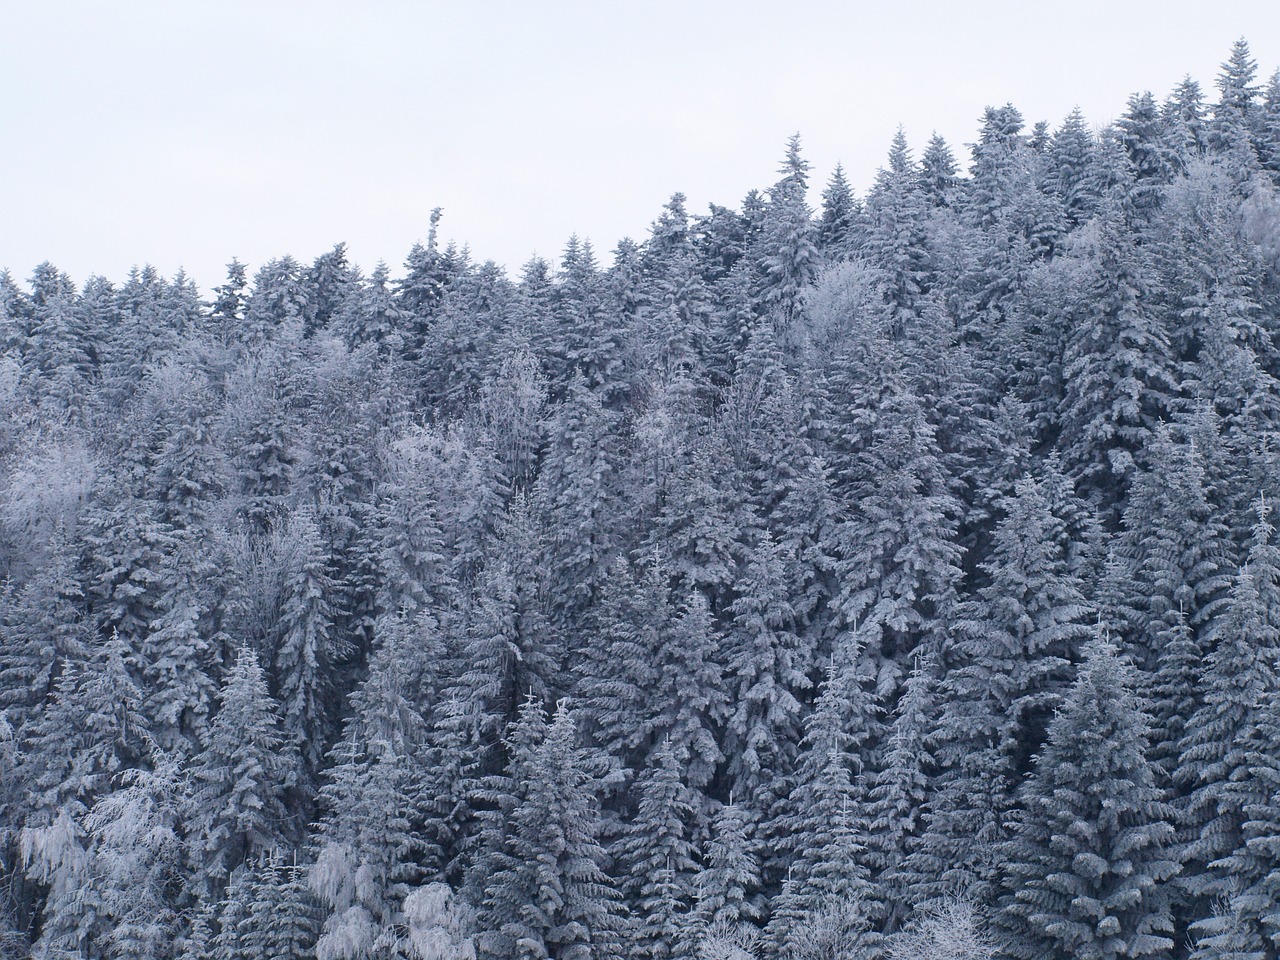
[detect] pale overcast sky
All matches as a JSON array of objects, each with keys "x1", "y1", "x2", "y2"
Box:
[{"x1": 2, "y1": 1, "x2": 1278, "y2": 293}]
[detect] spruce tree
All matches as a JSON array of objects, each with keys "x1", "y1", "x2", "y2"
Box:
[
  {"x1": 1175, "y1": 504, "x2": 1280, "y2": 918},
  {"x1": 999, "y1": 637, "x2": 1179, "y2": 960},
  {"x1": 614, "y1": 740, "x2": 699, "y2": 960},
  {"x1": 186, "y1": 646, "x2": 292, "y2": 892},
  {"x1": 481, "y1": 700, "x2": 626, "y2": 960}
]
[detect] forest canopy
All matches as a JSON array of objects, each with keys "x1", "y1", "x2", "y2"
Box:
[{"x1": 3, "y1": 37, "x2": 1280, "y2": 960}]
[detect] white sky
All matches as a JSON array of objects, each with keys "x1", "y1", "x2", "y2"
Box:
[{"x1": 2, "y1": 0, "x2": 1278, "y2": 293}]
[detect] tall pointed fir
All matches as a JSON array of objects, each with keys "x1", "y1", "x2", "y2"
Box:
[
  {"x1": 534, "y1": 374, "x2": 623, "y2": 636},
  {"x1": 951, "y1": 473, "x2": 1092, "y2": 785},
  {"x1": 723, "y1": 529, "x2": 811, "y2": 807},
  {"x1": 337, "y1": 262, "x2": 409, "y2": 356},
  {"x1": 1174, "y1": 500, "x2": 1280, "y2": 924},
  {"x1": 613, "y1": 739, "x2": 699, "y2": 960},
  {"x1": 1045, "y1": 108, "x2": 1098, "y2": 225},
  {"x1": 311, "y1": 611, "x2": 442, "y2": 959},
  {"x1": 765, "y1": 632, "x2": 882, "y2": 957},
  {"x1": 1211, "y1": 38, "x2": 1260, "y2": 155},
  {"x1": 82, "y1": 759, "x2": 186, "y2": 960},
  {"x1": 1114, "y1": 424, "x2": 1233, "y2": 687},
  {"x1": 274, "y1": 509, "x2": 339, "y2": 799},
  {"x1": 692, "y1": 799, "x2": 762, "y2": 935},
  {"x1": 18, "y1": 632, "x2": 152, "y2": 958},
  {"x1": 186, "y1": 645, "x2": 292, "y2": 894},
  {"x1": 828, "y1": 373, "x2": 964, "y2": 668},
  {"x1": 918, "y1": 132, "x2": 960, "y2": 209},
  {"x1": 756, "y1": 134, "x2": 819, "y2": 328},
  {"x1": 999, "y1": 637, "x2": 1179, "y2": 960},
  {"x1": 143, "y1": 541, "x2": 218, "y2": 758},
  {"x1": 480, "y1": 699, "x2": 626, "y2": 960},
  {"x1": 863, "y1": 128, "x2": 934, "y2": 331},
  {"x1": 1058, "y1": 198, "x2": 1177, "y2": 499},
  {"x1": 818, "y1": 163, "x2": 858, "y2": 255},
  {"x1": 866, "y1": 656, "x2": 936, "y2": 932}
]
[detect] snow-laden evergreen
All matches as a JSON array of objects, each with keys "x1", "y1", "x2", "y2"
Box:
[{"x1": 4, "y1": 38, "x2": 1280, "y2": 960}]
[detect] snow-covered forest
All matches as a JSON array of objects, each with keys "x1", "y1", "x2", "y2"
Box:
[{"x1": 4, "y1": 37, "x2": 1280, "y2": 960}]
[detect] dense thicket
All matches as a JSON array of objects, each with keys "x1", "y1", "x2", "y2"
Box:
[{"x1": 3, "y1": 39, "x2": 1280, "y2": 960}]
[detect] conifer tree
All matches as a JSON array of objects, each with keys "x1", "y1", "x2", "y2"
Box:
[
  {"x1": 311, "y1": 612, "x2": 441, "y2": 959},
  {"x1": 186, "y1": 646, "x2": 292, "y2": 892},
  {"x1": 1046, "y1": 108, "x2": 1098, "y2": 225},
  {"x1": 999, "y1": 637, "x2": 1179, "y2": 960},
  {"x1": 83, "y1": 759, "x2": 185, "y2": 960},
  {"x1": 828, "y1": 376, "x2": 964, "y2": 664},
  {"x1": 1059, "y1": 200, "x2": 1177, "y2": 496},
  {"x1": 1213, "y1": 39, "x2": 1261, "y2": 152},
  {"x1": 866, "y1": 657, "x2": 935, "y2": 930},
  {"x1": 143, "y1": 544, "x2": 218, "y2": 757},
  {"x1": 275, "y1": 509, "x2": 339, "y2": 791},
  {"x1": 693, "y1": 800, "x2": 762, "y2": 931},
  {"x1": 1175, "y1": 505, "x2": 1280, "y2": 915},
  {"x1": 0, "y1": 535, "x2": 88, "y2": 731},
  {"x1": 339, "y1": 262, "x2": 409, "y2": 355},
  {"x1": 919, "y1": 133, "x2": 960, "y2": 208},
  {"x1": 758, "y1": 136, "x2": 819, "y2": 324},
  {"x1": 723, "y1": 530, "x2": 811, "y2": 804},
  {"x1": 766, "y1": 634, "x2": 881, "y2": 953},
  {"x1": 1119, "y1": 91, "x2": 1175, "y2": 205},
  {"x1": 481, "y1": 700, "x2": 625, "y2": 960},
  {"x1": 614, "y1": 740, "x2": 699, "y2": 960},
  {"x1": 818, "y1": 163, "x2": 858, "y2": 253},
  {"x1": 863, "y1": 129, "x2": 934, "y2": 330}
]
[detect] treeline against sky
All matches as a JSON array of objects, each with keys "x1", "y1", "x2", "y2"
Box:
[{"x1": 4, "y1": 37, "x2": 1280, "y2": 960}]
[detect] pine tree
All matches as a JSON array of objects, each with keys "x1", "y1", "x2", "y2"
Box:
[
  {"x1": 866, "y1": 657, "x2": 935, "y2": 931},
  {"x1": 723, "y1": 530, "x2": 810, "y2": 804},
  {"x1": 274, "y1": 509, "x2": 339, "y2": 792},
  {"x1": 186, "y1": 646, "x2": 292, "y2": 892},
  {"x1": 1115, "y1": 425, "x2": 1234, "y2": 678},
  {"x1": 693, "y1": 800, "x2": 761, "y2": 931},
  {"x1": 863, "y1": 128, "x2": 933, "y2": 330},
  {"x1": 1164, "y1": 75, "x2": 1207, "y2": 168},
  {"x1": 1046, "y1": 108, "x2": 1098, "y2": 225},
  {"x1": 818, "y1": 163, "x2": 858, "y2": 253},
  {"x1": 1175, "y1": 508, "x2": 1280, "y2": 915},
  {"x1": 1216, "y1": 668, "x2": 1280, "y2": 953},
  {"x1": 1059, "y1": 199, "x2": 1177, "y2": 496},
  {"x1": 83, "y1": 759, "x2": 185, "y2": 960},
  {"x1": 209, "y1": 258, "x2": 249, "y2": 344},
  {"x1": 338, "y1": 261, "x2": 409, "y2": 355},
  {"x1": 648, "y1": 591, "x2": 727, "y2": 791},
  {"x1": 481, "y1": 700, "x2": 626, "y2": 960},
  {"x1": 210, "y1": 864, "x2": 254, "y2": 960},
  {"x1": 758, "y1": 136, "x2": 819, "y2": 324},
  {"x1": 614, "y1": 740, "x2": 699, "y2": 960},
  {"x1": 311, "y1": 614, "x2": 440, "y2": 959},
  {"x1": 143, "y1": 544, "x2": 218, "y2": 757},
  {"x1": 919, "y1": 133, "x2": 960, "y2": 208},
  {"x1": 18, "y1": 632, "x2": 152, "y2": 958},
  {"x1": 0, "y1": 535, "x2": 89, "y2": 731},
  {"x1": 574, "y1": 556, "x2": 665, "y2": 771},
  {"x1": 951, "y1": 473, "x2": 1093, "y2": 783},
  {"x1": 535, "y1": 375, "x2": 623, "y2": 633},
  {"x1": 766, "y1": 634, "x2": 881, "y2": 954},
  {"x1": 828, "y1": 375, "x2": 964, "y2": 665},
  {"x1": 999, "y1": 637, "x2": 1179, "y2": 960},
  {"x1": 1212, "y1": 39, "x2": 1261, "y2": 153},
  {"x1": 1119, "y1": 91, "x2": 1175, "y2": 204},
  {"x1": 1258, "y1": 69, "x2": 1280, "y2": 177}
]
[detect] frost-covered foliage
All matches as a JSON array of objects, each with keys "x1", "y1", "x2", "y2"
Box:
[{"x1": 3, "y1": 38, "x2": 1280, "y2": 960}]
